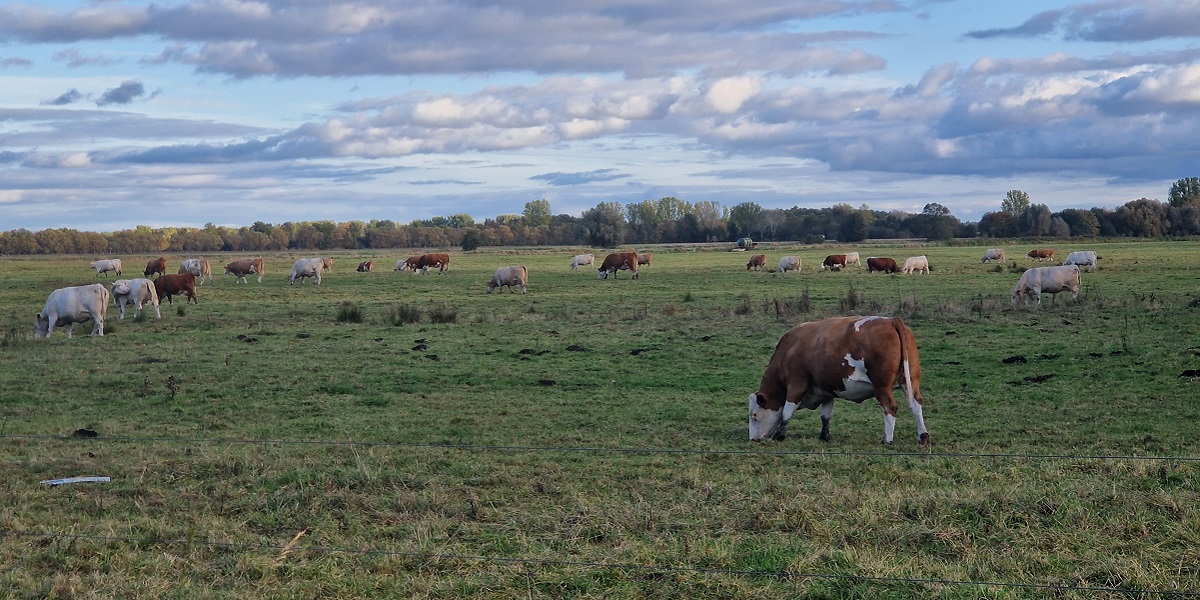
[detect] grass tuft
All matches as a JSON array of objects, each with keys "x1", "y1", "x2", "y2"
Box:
[
  {"x1": 389, "y1": 303, "x2": 422, "y2": 325},
  {"x1": 336, "y1": 300, "x2": 364, "y2": 323},
  {"x1": 428, "y1": 302, "x2": 458, "y2": 324}
]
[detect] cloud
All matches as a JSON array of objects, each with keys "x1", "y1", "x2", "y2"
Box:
[
  {"x1": 53, "y1": 48, "x2": 119, "y2": 67},
  {"x1": 530, "y1": 169, "x2": 630, "y2": 185},
  {"x1": 0, "y1": 56, "x2": 32, "y2": 68},
  {"x1": 966, "y1": 1, "x2": 1200, "y2": 43},
  {"x1": 965, "y1": 9, "x2": 1062, "y2": 39},
  {"x1": 43, "y1": 88, "x2": 84, "y2": 106},
  {"x1": 96, "y1": 80, "x2": 145, "y2": 106}
]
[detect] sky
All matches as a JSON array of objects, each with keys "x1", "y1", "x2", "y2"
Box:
[{"x1": 2, "y1": 0, "x2": 1199, "y2": 232}]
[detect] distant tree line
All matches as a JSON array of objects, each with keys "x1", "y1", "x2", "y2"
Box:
[{"x1": 3, "y1": 179, "x2": 1199, "y2": 255}]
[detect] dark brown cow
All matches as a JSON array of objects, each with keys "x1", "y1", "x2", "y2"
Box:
[
  {"x1": 417, "y1": 253, "x2": 450, "y2": 274},
  {"x1": 154, "y1": 273, "x2": 198, "y2": 305},
  {"x1": 597, "y1": 252, "x2": 639, "y2": 280},
  {"x1": 143, "y1": 256, "x2": 167, "y2": 278},
  {"x1": 821, "y1": 254, "x2": 848, "y2": 271},
  {"x1": 746, "y1": 254, "x2": 767, "y2": 271},
  {"x1": 357, "y1": 260, "x2": 374, "y2": 272},
  {"x1": 1026, "y1": 248, "x2": 1055, "y2": 261},
  {"x1": 224, "y1": 257, "x2": 264, "y2": 283},
  {"x1": 748, "y1": 316, "x2": 928, "y2": 445},
  {"x1": 866, "y1": 257, "x2": 899, "y2": 274}
]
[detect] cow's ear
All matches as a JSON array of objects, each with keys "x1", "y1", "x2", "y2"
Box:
[{"x1": 752, "y1": 392, "x2": 767, "y2": 407}]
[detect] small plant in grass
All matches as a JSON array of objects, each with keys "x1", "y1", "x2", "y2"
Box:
[
  {"x1": 428, "y1": 302, "x2": 458, "y2": 324},
  {"x1": 389, "y1": 303, "x2": 422, "y2": 325},
  {"x1": 336, "y1": 301, "x2": 364, "y2": 323},
  {"x1": 682, "y1": 291, "x2": 694, "y2": 303},
  {"x1": 734, "y1": 292, "x2": 752, "y2": 315},
  {"x1": 839, "y1": 284, "x2": 864, "y2": 312},
  {"x1": 2, "y1": 312, "x2": 23, "y2": 348},
  {"x1": 132, "y1": 311, "x2": 147, "y2": 323},
  {"x1": 176, "y1": 305, "x2": 186, "y2": 317}
]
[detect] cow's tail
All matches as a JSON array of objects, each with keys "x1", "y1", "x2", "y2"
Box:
[{"x1": 895, "y1": 319, "x2": 918, "y2": 405}]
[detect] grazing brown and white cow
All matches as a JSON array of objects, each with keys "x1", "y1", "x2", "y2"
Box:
[
  {"x1": 821, "y1": 254, "x2": 847, "y2": 271},
  {"x1": 748, "y1": 316, "x2": 929, "y2": 445},
  {"x1": 1062, "y1": 250, "x2": 1098, "y2": 271},
  {"x1": 901, "y1": 255, "x2": 930, "y2": 275},
  {"x1": 224, "y1": 257, "x2": 264, "y2": 283},
  {"x1": 1012, "y1": 265, "x2": 1080, "y2": 305},
  {"x1": 597, "y1": 252, "x2": 640, "y2": 279},
  {"x1": 395, "y1": 256, "x2": 422, "y2": 272},
  {"x1": 1027, "y1": 248, "x2": 1055, "y2": 261},
  {"x1": 981, "y1": 248, "x2": 1006, "y2": 263},
  {"x1": 416, "y1": 253, "x2": 450, "y2": 274},
  {"x1": 746, "y1": 254, "x2": 767, "y2": 271},
  {"x1": 34, "y1": 284, "x2": 110, "y2": 338},
  {"x1": 637, "y1": 253, "x2": 652, "y2": 267},
  {"x1": 778, "y1": 256, "x2": 801, "y2": 273},
  {"x1": 866, "y1": 257, "x2": 899, "y2": 274},
  {"x1": 154, "y1": 273, "x2": 198, "y2": 304},
  {"x1": 290, "y1": 258, "x2": 332, "y2": 284},
  {"x1": 357, "y1": 260, "x2": 374, "y2": 272},
  {"x1": 178, "y1": 258, "x2": 213, "y2": 285},
  {"x1": 570, "y1": 253, "x2": 595, "y2": 270},
  {"x1": 143, "y1": 257, "x2": 167, "y2": 278},
  {"x1": 486, "y1": 265, "x2": 529, "y2": 294},
  {"x1": 844, "y1": 252, "x2": 861, "y2": 267},
  {"x1": 89, "y1": 259, "x2": 122, "y2": 278},
  {"x1": 111, "y1": 278, "x2": 161, "y2": 319}
]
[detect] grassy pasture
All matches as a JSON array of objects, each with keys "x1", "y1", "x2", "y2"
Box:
[{"x1": 1, "y1": 241, "x2": 1199, "y2": 598}]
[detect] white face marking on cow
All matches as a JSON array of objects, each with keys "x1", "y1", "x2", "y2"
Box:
[
  {"x1": 748, "y1": 393, "x2": 784, "y2": 441},
  {"x1": 853, "y1": 316, "x2": 884, "y2": 331},
  {"x1": 840, "y1": 354, "x2": 874, "y2": 401}
]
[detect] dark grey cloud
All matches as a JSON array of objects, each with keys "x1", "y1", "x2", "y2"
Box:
[
  {"x1": 530, "y1": 169, "x2": 630, "y2": 185},
  {"x1": 112, "y1": 132, "x2": 328, "y2": 164},
  {"x1": 965, "y1": 9, "x2": 1062, "y2": 39},
  {"x1": 967, "y1": 1, "x2": 1200, "y2": 43},
  {"x1": 96, "y1": 80, "x2": 145, "y2": 106},
  {"x1": 0, "y1": 56, "x2": 32, "y2": 68},
  {"x1": 43, "y1": 88, "x2": 84, "y2": 106},
  {"x1": 410, "y1": 179, "x2": 480, "y2": 186}
]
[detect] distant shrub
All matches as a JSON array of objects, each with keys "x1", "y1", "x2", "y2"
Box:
[
  {"x1": 337, "y1": 301, "x2": 364, "y2": 323},
  {"x1": 389, "y1": 303, "x2": 422, "y2": 326}
]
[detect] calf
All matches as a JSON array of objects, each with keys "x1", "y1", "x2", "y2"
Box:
[
  {"x1": 111, "y1": 278, "x2": 161, "y2": 319},
  {"x1": 746, "y1": 254, "x2": 767, "y2": 271},
  {"x1": 154, "y1": 273, "x2": 198, "y2": 304},
  {"x1": 34, "y1": 284, "x2": 110, "y2": 338}
]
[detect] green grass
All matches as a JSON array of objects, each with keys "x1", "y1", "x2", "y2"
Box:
[{"x1": 2, "y1": 242, "x2": 1200, "y2": 598}]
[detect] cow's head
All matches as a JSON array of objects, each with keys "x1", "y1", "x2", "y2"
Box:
[
  {"x1": 33, "y1": 314, "x2": 49, "y2": 339},
  {"x1": 111, "y1": 280, "x2": 131, "y2": 296},
  {"x1": 748, "y1": 392, "x2": 788, "y2": 441},
  {"x1": 597, "y1": 268, "x2": 608, "y2": 280}
]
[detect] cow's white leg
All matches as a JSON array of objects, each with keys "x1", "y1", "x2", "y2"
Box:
[
  {"x1": 117, "y1": 301, "x2": 126, "y2": 320},
  {"x1": 882, "y1": 410, "x2": 896, "y2": 444},
  {"x1": 818, "y1": 401, "x2": 834, "y2": 441},
  {"x1": 64, "y1": 322, "x2": 74, "y2": 338},
  {"x1": 902, "y1": 360, "x2": 929, "y2": 445}
]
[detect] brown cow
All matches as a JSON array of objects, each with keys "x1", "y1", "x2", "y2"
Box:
[
  {"x1": 395, "y1": 256, "x2": 422, "y2": 272},
  {"x1": 597, "y1": 252, "x2": 639, "y2": 280},
  {"x1": 357, "y1": 261, "x2": 374, "y2": 273},
  {"x1": 417, "y1": 253, "x2": 450, "y2": 274},
  {"x1": 224, "y1": 257, "x2": 264, "y2": 283},
  {"x1": 1027, "y1": 248, "x2": 1055, "y2": 261},
  {"x1": 154, "y1": 273, "x2": 197, "y2": 305},
  {"x1": 748, "y1": 316, "x2": 929, "y2": 446},
  {"x1": 866, "y1": 257, "x2": 899, "y2": 274},
  {"x1": 637, "y1": 253, "x2": 652, "y2": 267},
  {"x1": 143, "y1": 256, "x2": 167, "y2": 278},
  {"x1": 746, "y1": 254, "x2": 767, "y2": 271},
  {"x1": 821, "y1": 254, "x2": 848, "y2": 271}
]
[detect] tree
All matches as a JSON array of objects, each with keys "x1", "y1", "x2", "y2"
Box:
[
  {"x1": 840, "y1": 211, "x2": 870, "y2": 242},
  {"x1": 579, "y1": 202, "x2": 626, "y2": 247},
  {"x1": 523, "y1": 199, "x2": 552, "y2": 229},
  {"x1": 923, "y1": 203, "x2": 951, "y2": 217},
  {"x1": 461, "y1": 229, "x2": 482, "y2": 251},
  {"x1": 978, "y1": 211, "x2": 1019, "y2": 238},
  {"x1": 1002, "y1": 190, "x2": 1030, "y2": 215},
  {"x1": 727, "y1": 202, "x2": 763, "y2": 239},
  {"x1": 1018, "y1": 204, "x2": 1052, "y2": 236},
  {"x1": 1168, "y1": 177, "x2": 1200, "y2": 207}
]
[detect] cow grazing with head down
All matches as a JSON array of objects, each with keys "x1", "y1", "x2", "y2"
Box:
[
  {"x1": 395, "y1": 256, "x2": 422, "y2": 272},
  {"x1": 1012, "y1": 265, "x2": 1081, "y2": 306},
  {"x1": 90, "y1": 259, "x2": 122, "y2": 278},
  {"x1": 597, "y1": 252, "x2": 639, "y2": 280},
  {"x1": 417, "y1": 253, "x2": 450, "y2": 274},
  {"x1": 844, "y1": 252, "x2": 861, "y2": 267},
  {"x1": 778, "y1": 256, "x2": 801, "y2": 273},
  {"x1": 143, "y1": 257, "x2": 167, "y2": 278},
  {"x1": 179, "y1": 258, "x2": 213, "y2": 285},
  {"x1": 901, "y1": 255, "x2": 930, "y2": 275},
  {"x1": 821, "y1": 255, "x2": 847, "y2": 271},
  {"x1": 224, "y1": 258, "x2": 264, "y2": 283},
  {"x1": 748, "y1": 316, "x2": 929, "y2": 445},
  {"x1": 290, "y1": 258, "x2": 332, "y2": 285},
  {"x1": 155, "y1": 273, "x2": 198, "y2": 304},
  {"x1": 866, "y1": 257, "x2": 899, "y2": 274},
  {"x1": 357, "y1": 261, "x2": 374, "y2": 273},
  {"x1": 746, "y1": 254, "x2": 767, "y2": 271},
  {"x1": 111, "y1": 278, "x2": 161, "y2": 319},
  {"x1": 487, "y1": 265, "x2": 529, "y2": 294},
  {"x1": 981, "y1": 248, "x2": 1006, "y2": 263},
  {"x1": 1027, "y1": 248, "x2": 1055, "y2": 261},
  {"x1": 1062, "y1": 250, "x2": 1098, "y2": 271},
  {"x1": 35, "y1": 284, "x2": 110, "y2": 338},
  {"x1": 570, "y1": 253, "x2": 595, "y2": 270}
]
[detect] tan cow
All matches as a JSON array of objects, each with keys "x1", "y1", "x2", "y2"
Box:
[
  {"x1": 89, "y1": 259, "x2": 122, "y2": 278},
  {"x1": 597, "y1": 252, "x2": 640, "y2": 280},
  {"x1": 844, "y1": 252, "x2": 861, "y2": 267},
  {"x1": 748, "y1": 316, "x2": 929, "y2": 446},
  {"x1": 111, "y1": 278, "x2": 161, "y2": 319},
  {"x1": 178, "y1": 258, "x2": 213, "y2": 285},
  {"x1": 486, "y1": 265, "x2": 529, "y2": 294},
  {"x1": 746, "y1": 254, "x2": 767, "y2": 271},
  {"x1": 224, "y1": 257, "x2": 264, "y2": 283},
  {"x1": 637, "y1": 253, "x2": 652, "y2": 267},
  {"x1": 1026, "y1": 248, "x2": 1055, "y2": 261},
  {"x1": 143, "y1": 256, "x2": 167, "y2": 278},
  {"x1": 570, "y1": 253, "x2": 595, "y2": 270}
]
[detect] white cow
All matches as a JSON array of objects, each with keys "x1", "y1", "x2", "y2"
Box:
[
  {"x1": 89, "y1": 259, "x2": 122, "y2": 278},
  {"x1": 179, "y1": 258, "x2": 213, "y2": 285},
  {"x1": 901, "y1": 255, "x2": 930, "y2": 274},
  {"x1": 1062, "y1": 250, "x2": 1098, "y2": 272},
  {"x1": 111, "y1": 278, "x2": 161, "y2": 320},
  {"x1": 778, "y1": 256, "x2": 802, "y2": 273},
  {"x1": 290, "y1": 258, "x2": 332, "y2": 285},
  {"x1": 844, "y1": 252, "x2": 861, "y2": 267},
  {"x1": 34, "y1": 284, "x2": 110, "y2": 338},
  {"x1": 981, "y1": 248, "x2": 1006, "y2": 263},
  {"x1": 570, "y1": 254, "x2": 595, "y2": 270},
  {"x1": 1012, "y1": 265, "x2": 1081, "y2": 305},
  {"x1": 487, "y1": 265, "x2": 529, "y2": 294}
]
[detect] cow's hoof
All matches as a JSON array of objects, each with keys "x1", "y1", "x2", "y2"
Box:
[
  {"x1": 919, "y1": 433, "x2": 930, "y2": 446},
  {"x1": 881, "y1": 439, "x2": 894, "y2": 445},
  {"x1": 819, "y1": 433, "x2": 830, "y2": 442}
]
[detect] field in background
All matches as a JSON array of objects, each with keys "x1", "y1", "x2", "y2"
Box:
[{"x1": 2, "y1": 241, "x2": 1199, "y2": 598}]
